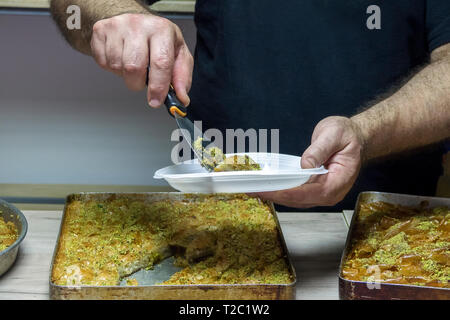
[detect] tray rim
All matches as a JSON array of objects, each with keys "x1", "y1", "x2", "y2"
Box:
[
  {"x1": 338, "y1": 191, "x2": 450, "y2": 295},
  {"x1": 49, "y1": 192, "x2": 297, "y2": 294}
]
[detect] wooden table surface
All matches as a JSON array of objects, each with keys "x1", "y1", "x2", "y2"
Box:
[{"x1": 0, "y1": 210, "x2": 352, "y2": 300}]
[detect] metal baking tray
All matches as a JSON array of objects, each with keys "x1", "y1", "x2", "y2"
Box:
[
  {"x1": 339, "y1": 192, "x2": 450, "y2": 300},
  {"x1": 0, "y1": 199, "x2": 28, "y2": 277},
  {"x1": 49, "y1": 193, "x2": 296, "y2": 300}
]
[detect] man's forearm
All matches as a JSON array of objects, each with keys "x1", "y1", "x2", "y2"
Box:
[
  {"x1": 50, "y1": 0, "x2": 151, "y2": 55},
  {"x1": 352, "y1": 44, "x2": 450, "y2": 161}
]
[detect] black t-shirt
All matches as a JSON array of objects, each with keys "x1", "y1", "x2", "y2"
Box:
[{"x1": 188, "y1": 0, "x2": 450, "y2": 211}]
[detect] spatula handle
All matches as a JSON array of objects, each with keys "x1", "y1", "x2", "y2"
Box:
[{"x1": 165, "y1": 85, "x2": 187, "y2": 118}]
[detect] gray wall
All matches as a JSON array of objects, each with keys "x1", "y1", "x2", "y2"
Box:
[{"x1": 0, "y1": 12, "x2": 196, "y2": 185}]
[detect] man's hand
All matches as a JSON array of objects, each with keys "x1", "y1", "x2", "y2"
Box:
[
  {"x1": 91, "y1": 13, "x2": 193, "y2": 107},
  {"x1": 257, "y1": 43, "x2": 450, "y2": 208},
  {"x1": 255, "y1": 116, "x2": 364, "y2": 208}
]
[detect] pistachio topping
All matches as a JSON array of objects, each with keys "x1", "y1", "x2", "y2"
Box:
[
  {"x1": 52, "y1": 194, "x2": 293, "y2": 286},
  {"x1": 342, "y1": 202, "x2": 449, "y2": 288},
  {"x1": 0, "y1": 217, "x2": 18, "y2": 252}
]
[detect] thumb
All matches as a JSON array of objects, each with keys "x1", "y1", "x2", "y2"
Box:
[
  {"x1": 172, "y1": 46, "x2": 193, "y2": 106},
  {"x1": 301, "y1": 134, "x2": 343, "y2": 169},
  {"x1": 173, "y1": 83, "x2": 190, "y2": 107}
]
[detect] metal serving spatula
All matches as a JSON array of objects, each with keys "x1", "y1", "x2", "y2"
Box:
[
  {"x1": 146, "y1": 69, "x2": 222, "y2": 171},
  {"x1": 163, "y1": 86, "x2": 216, "y2": 172}
]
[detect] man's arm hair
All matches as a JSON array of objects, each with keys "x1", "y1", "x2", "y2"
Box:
[
  {"x1": 50, "y1": 0, "x2": 151, "y2": 55},
  {"x1": 351, "y1": 43, "x2": 450, "y2": 161}
]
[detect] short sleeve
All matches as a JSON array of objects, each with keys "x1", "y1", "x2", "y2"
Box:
[{"x1": 426, "y1": 0, "x2": 450, "y2": 52}]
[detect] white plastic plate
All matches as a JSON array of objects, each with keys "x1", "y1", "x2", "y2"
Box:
[{"x1": 154, "y1": 153, "x2": 328, "y2": 193}]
